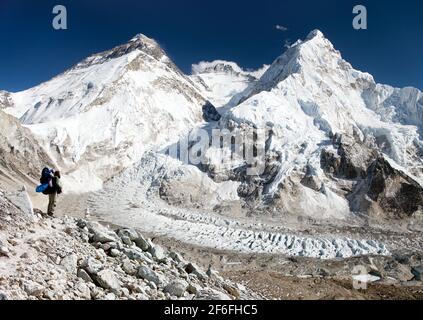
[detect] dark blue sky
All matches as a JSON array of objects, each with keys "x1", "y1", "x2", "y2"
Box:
[{"x1": 0, "y1": 0, "x2": 422, "y2": 92}]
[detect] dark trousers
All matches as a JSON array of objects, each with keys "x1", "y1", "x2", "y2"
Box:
[{"x1": 48, "y1": 192, "x2": 57, "y2": 215}]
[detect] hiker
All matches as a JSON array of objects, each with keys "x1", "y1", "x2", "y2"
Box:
[
  {"x1": 47, "y1": 171, "x2": 62, "y2": 216},
  {"x1": 36, "y1": 167, "x2": 63, "y2": 216}
]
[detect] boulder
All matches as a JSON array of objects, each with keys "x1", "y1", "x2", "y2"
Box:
[
  {"x1": 117, "y1": 228, "x2": 139, "y2": 241},
  {"x1": 60, "y1": 254, "x2": 78, "y2": 274},
  {"x1": 75, "y1": 282, "x2": 91, "y2": 299},
  {"x1": 133, "y1": 235, "x2": 150, "y2": 251},
  {"x1": 0, "y1": 245, "x2": 10, "y2": 257},
  {"x1": 86, "y1": 221, "x2": 119, "y2": 243},
  {"x1": 149, "y1": 244, "x2": 166, "y2": 262},
  {"x1": 122, "y1": 247, "x2": 153, "y2": 263},
  {"x1": 23, "y1": 281, "x2": 45, "y2": 297},
  {"x1": 187, "y1": 283, "x2": 202, "y2": 295},
  {"x1": 194, "y1": 288, "x2": 231, "y2": 300},
  {"x1": 169, "y1": 251, "x2": 186, "y2": 264},
  {"x1": 79, "y1": 257, "x2": 102, "y2": 275},
  {"x1": 185, "y1": 263, "x2": 208, "y2": 281},
  {"x1": 121, "y1": 259, "x2": 137, "y2": 276},
  {"x1": 102, "y1": 293, "x2": 116, "y2": 300},
  {"x1": 412, "y1": 266, "x2": 423, "y2": 281},
  {"x1": 77, "y1": 268, "x2": 94, "y2": 283},
  {"x1": 137, "y1": 266, "x2": 163, "y2": 286},
  {"x1": 121, "y1": 236, "x2": 132, "y2": 246},
  {"x1": 95, "y1": 269, "x2": 121, "y2": 291},
  {"x1": 163, "y1": 280, "x2": 188, "y2": 298},
  {"x1": 110, "y1": 249, "x2": 121, "y2": 257}
]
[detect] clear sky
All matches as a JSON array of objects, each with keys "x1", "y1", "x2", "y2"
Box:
[{"x1": 0, "y1": 0, "x2": 422, "y2": 92}]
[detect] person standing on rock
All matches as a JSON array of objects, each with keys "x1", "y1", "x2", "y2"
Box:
[{"x1": 47, "y1": 171, "x2": 62, "y2": 217}]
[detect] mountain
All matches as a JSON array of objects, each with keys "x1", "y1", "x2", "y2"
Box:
[
  {"x1": 0, "y1": 110, "x2": 56, "y2": 188},
  {"x1": 205, "y1": 30, "x2": 423, "y2": 221},
  {"x1": 3, "y1": 34, "x2": 219, "y2": 192},
  {"x1": 2, "y1": 30, "x2": 422, "y2": 225},
  {"x1": 190, "y1": 60, "x2": 269, "y2": 108},
  {"x1": 0, "y1": 91, "x2": 13, "y2": 110}
]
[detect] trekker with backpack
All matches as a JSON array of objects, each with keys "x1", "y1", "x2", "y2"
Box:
[
  {"x1": 36, "y1": 167, "x2": 63, "y2": 216},
  {"x1": 47, "y1": 171, "x2": 62, "y2": 217}
]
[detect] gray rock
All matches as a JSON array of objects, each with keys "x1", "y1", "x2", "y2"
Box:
[
  {"x1": 163, "y1": 280, "x2": 188, "y2": 298},
  {"x1": 0, "y1": 245, "x2": 10, "y2": 257},
  {"x1": 185, "y1": 263, "x2": 208, "y2": 281},
  {"x1": 117, "y1": 228, "x2": 139, "y2": 241},
  {"x1": 187, "y1": 283, "x2": 202, "y2": 295},
  {"x1": 95, "y1": 269, "x2": 121, "y2": 291},
  {"x1": 194, "y1": 288, "x2": 231, "y2": 300},
  {"x1": 77, "y1": 268, "x2": 94, "y2": 283},
  {"x1": 121, "y1": 236, "x2": 132, "y2": 246},
  {"x1": 87, "y1": 221, "x2": 119, "y2": 243},
  {"x1": 75, "y1": 282, "x2": 91, "y2": 299},
  {"x1": 134, "y1": 235, "x2": 150, "y2": 251},
  {"x1": 121, "y1": 259, "x2": 137, "y2": 276},
  {"x1": 169, "y1": 251, "x2": 186, "y2": 264},
  {"x1": 23, "y1": 281, "x2": 45, "y2": 297},
  {"x1": 137, "y1": 266, "x2": 162, "y2": 286},
  {"x1": 110, "y1": 249, "x2": 121, "y2": 257},
  {"x1": 0, "y1": 293, "x2": 7, "y2": 300},
  {"x1": 79, "y1": 257, "x2": 102, "y2": 275},
  {"x1": 123, "y1": 247, "x2": 152, "y2": 263},
  {"x1": 60, "y1": 254, "x2": 78, "y2": 274},
  {"x1": 412, "y1": 266, "x2": 423, "y2": 281}
]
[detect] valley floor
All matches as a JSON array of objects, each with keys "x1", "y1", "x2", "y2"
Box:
[{"x1": 45, "y1": 191, "x2": 423, "y2": 300}]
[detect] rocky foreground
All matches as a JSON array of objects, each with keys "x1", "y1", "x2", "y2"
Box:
[{"x1": 0, "y1": 188, "x2": 261, "y2": 300}]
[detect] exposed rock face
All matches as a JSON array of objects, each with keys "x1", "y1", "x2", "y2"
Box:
[
  {"x1": 0, "y1": 110, "x2": 55, "y2": 186},
  {"x1": 351, "y1": 157, "x2": 423, "y2": 219},
  {"x1": 202, "y1": 101, "x2": 221, "y2": 122},
  {"x1": 0, "y1": 91, "x2": 13, "y2": 109},
  {"x1": 321, "y1": 134, "x2": 378, "y2": 180}
]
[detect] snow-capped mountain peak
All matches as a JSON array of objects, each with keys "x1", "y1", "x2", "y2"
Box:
[{"x1": 4, "y1": 34, "x2": 216, "y2": 192}]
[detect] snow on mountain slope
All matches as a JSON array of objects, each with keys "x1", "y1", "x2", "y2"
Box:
[
  {"x1": 4, "y1": 34, "x2": 218, "y2": 192},
  {"x1": 190, "y1": 60, "x2": 268, "y2": 108},
  {"x1": 199, "y1": 30, "x2": 423, "y2": 220},
  {"x1": 88, "y1": 153, "x2": 389, "y2": 259}
]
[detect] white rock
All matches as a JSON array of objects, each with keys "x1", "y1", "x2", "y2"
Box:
[
  {"x1": 95, "y1": 269, "x2": 121, "y2": 291},
  {"x1": 60, "y1": 254, "x2": 78, "y2": 274}
]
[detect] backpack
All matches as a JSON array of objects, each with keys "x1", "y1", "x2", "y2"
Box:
[
  {"x1": 39, "y1": 167, "x2": 53, "y2": 194},
  {"x1": 40, "y1": 167, "x2": 53, "y2": 184},
  {"x1": 36, "y1": 183, "x2": 49, "y2": 193}
]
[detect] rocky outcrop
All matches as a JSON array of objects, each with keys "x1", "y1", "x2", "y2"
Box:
[
  {"x1": 0, "y1": 91, "x2": 13, "y2": 110},
  {"x1": 202, "y1": 101, "x2": 221, "y2": 122},
  {"x1": 351, "y1": 157, "x2": 423, "y2": 219},
  {"x1": 0, "y1": 110, "x2": 56, "y2": 185},
  {"x1": 321, "y1": 133, "x2": 378, "y2": 180},
  {"x1": 0, "y1": 190, "x2": 260, "y2": 300}
]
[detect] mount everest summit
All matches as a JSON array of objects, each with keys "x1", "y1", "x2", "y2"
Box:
[{"x1": 1, "y1": 30, "x2": 423, "y2": 260}]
